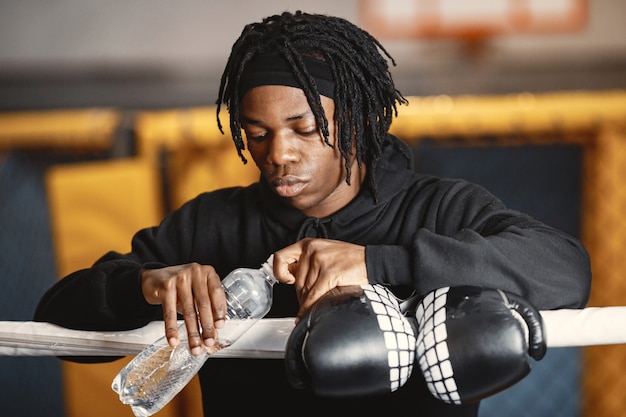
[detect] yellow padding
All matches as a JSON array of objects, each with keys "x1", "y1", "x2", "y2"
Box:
[
  {"x1": 391, "y1": 90, "x2": 626, "y2": 140},
  {"x1": 135, "y1": 108, "x2": 259, "y2": 210},
  {"x1": 45, "y1": 157, "x2": 202, "y2": 417},
  {"x1": 134, "y1": 107, "x2": 227, "y2": 157},
  {"x1": 0, "y1": 108, "x2": 120, "y2": 151},
  {"x1": 46, "y1": 158, "x2": 163, "y2": 276}
]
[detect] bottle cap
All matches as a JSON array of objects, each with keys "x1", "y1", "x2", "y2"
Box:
[{"x1": 261, "y1": 254, "x2": 278, "y2": 283}]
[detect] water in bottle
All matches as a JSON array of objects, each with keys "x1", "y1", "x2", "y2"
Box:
[{"x1": 111, "y1": 255, "x2": 278, "y2": 417}]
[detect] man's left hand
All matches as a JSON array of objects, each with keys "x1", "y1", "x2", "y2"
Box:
[{"x1": 273, "y1": 238, "x2": 368, "y2": 322}]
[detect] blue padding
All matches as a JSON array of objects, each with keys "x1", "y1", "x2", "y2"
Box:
[
  {"x1": 412, "y1": 141, "x2": 583, "y2": 417},
  {"x1": 0, "y1": 151, "x2": 64, "y2": 417}
]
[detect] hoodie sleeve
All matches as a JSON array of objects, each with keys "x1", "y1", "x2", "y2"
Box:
[{"x1": 364, "y1": 179, "x2": 592, "y2": 310}]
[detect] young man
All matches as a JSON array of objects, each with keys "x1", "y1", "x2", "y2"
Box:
[{"x1": 35, "y1": 10, "x2": 591, "y2": 416}]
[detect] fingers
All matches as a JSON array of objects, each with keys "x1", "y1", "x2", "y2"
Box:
[
  {"x1": 295, "y1": 265, "x2": 332, "y2": 323},
  {"x1": 207, "y1": 276, "x2": 228, "y2": 329},
  {"x1": 273, "y1": 252, "x2": 298, "y2": 285},
  {"x1": 275, "y1": 239, "x2": 369, "y2": 323},
  {"x1": 193, "y1": 272, "x2": 229, "y2": 349},
  {"x1": 141, "y1": 263, "x2": 227, "y2": 355},
  {"x1": 293, "y1": 255, "x2": 322, "y2": 308},
  {"x1": 161, "y1": 280, "x2": 181, "y2": 347},
  {"x1": 177, "y1": 265, "x2": 204, "y2": 355}
]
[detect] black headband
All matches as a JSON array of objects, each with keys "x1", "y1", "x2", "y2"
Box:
[{"x1": 238, "y1": 54, "x2": 335, "y2": 100}]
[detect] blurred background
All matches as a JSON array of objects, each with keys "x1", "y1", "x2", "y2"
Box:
[
  {"x1": 1, "y1": 1, "x2": 625, "y2": 416},
  {"x1": 1, "y1": 0, "x2": 624, "y2": 109}
]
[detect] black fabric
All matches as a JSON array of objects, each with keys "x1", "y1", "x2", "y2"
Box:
[
  {"x1": 33, "y1": 134, "x2": 592, "y2": 417},
  {"x1": 199, "y1": 358, "x2": 480, "y2": 416},
  {"x1": 238, "y1": 53, "x2": 335, "y2": 99}
]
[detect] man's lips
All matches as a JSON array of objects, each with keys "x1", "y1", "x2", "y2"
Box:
[{"x1": 269, "y1": 175, "x2": 307, "y2": 198}]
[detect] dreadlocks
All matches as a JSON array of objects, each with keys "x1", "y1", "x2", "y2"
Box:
[{"x1": 216, "y1": 10, "x2": 408, "y2": 201}]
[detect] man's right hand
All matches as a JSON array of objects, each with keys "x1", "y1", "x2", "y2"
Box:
[{"x1": 140, "y1": 263, "x2": 228, "y2": 355}]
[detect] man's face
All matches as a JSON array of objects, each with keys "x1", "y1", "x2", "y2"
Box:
[{"x1": 240, "y1": 85, "x2": 363, "y2": 218}]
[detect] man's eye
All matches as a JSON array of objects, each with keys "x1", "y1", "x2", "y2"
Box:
[
  {"x1": 246, "y1": 132, "x2": 266, "y2": 142},
  {"x1": 299, "y1": 129, "x2": 318, "y2": 137}
]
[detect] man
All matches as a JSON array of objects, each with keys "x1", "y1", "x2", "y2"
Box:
[{"x1": 35, "y1": 10, "x2": 591, "y2": 416}]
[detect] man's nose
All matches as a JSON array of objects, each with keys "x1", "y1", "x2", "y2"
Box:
[{"x1": 267, "y1": 134, "x2": 299, "y2": 165}]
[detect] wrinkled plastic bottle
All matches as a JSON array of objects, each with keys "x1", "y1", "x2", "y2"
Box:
[{"x1": 111, "y1": 255, "x2": 278, "y2": 417}]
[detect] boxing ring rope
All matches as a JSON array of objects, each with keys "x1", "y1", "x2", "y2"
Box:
[{"x1": 1, "y1": 306, "x2": 626, "y2": 358}]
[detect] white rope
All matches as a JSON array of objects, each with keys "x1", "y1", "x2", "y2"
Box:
[
  {"x1": 541, "y1": 307, "x2": 626, "y2": 347},
  {"x1": 2, "y1": 307, "x2": 626, "y2": 357},
  {"x1": 0, "y1": 319, "x2": 294, "y2": 358}
]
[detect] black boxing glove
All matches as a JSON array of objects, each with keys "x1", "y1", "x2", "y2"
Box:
[
  {"x1": 414, "y1": 286, "x2": 546, "y2": 405},
  {"x1": 285, "y1": 284, "x2": 416, "y2": 397}
]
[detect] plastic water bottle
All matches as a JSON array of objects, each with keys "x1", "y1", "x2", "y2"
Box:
[{"x1": 111, "y1": 255, "x2": 278, "y2": 417}]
